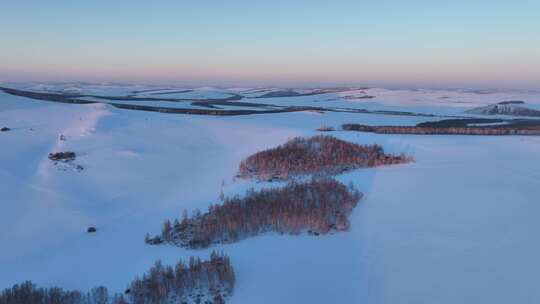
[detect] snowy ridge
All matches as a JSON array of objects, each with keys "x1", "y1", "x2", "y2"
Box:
[
  {"x1": 38, "y1": 104, "x2": 111, "y2": 179},
  {"x1": 465, "y1": 103, "x2": 540, "y2": 117}
]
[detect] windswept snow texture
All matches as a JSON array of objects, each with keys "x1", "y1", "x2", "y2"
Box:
[{"x1": 1, "y1": 85, "x2": 540, "y2": 304}]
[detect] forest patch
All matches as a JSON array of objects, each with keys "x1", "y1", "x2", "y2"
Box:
[{"x1": 238, "y1": 135, "x2": 411, "y2": 181}]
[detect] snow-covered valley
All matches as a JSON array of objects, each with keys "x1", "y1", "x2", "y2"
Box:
[{"x1": 1, "y1": 85, "x2": 540, "y2": 303}]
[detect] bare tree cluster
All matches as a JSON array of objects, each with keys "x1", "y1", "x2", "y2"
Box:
[
  {"x1": 1, "y1": 253, "x2": 234, "y2": 304},
  {"x1": 129, "y1": 251, "x2": 234, "y2": 304},
  {"x1": 147, "y1": 179, "x2": 362, "y2": 249},
  {"x1": 0, "y1": 282, "x2": 124, "y2": 304},
  {"x1": 316, "y1": 125, "x2": 335, "y2": 132},
  {"x1": 237, "y1": 135, "x2": 411, "y2": 181},
  {"x1": 341, "y1": 123, "x2": 540, "y2": 135}
]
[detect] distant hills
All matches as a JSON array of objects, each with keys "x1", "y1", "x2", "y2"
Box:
[{"x1": 466, "y1": 101, "x2": 540, "y2": 117}]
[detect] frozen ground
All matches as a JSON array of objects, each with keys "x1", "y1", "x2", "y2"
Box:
[
  {"x1": 3, "y1": 83, "x2": 540, "y2": 118},
  {"x1": 1, "y1": 85, "x2": 539, "y2": 303}
]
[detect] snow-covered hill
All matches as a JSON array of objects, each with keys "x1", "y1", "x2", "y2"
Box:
[
  {"x1": 466, "y1": 102, "x2": 540, "y2": 117},
  {"x1": 1, "y1": 85, "x2": 540, "y2": 304}
]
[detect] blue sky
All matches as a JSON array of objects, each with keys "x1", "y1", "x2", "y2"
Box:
[{"x1": 1, "y1": 0, "x2": 539, "y2": 88}]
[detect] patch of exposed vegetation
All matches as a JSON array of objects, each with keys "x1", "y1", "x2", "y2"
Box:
[
  {"x1": 341, "y1": 94, "x2": 375, "y2": 100},
  {"x1": 0, "y1": 252, "x2": 234, "y2": 304},
  {"x1": 147, "y1": 89, "x2": 193, "y2": 95},
  {"x1": 147, "y1": 179, "x2": 362, "y2": 249},
  {"x1": 316, "y1": 125, "x2": 335, "y2": 132},
  {"x1": 415, "y1": 118, "x2": 506, "y2": 128},
  {"x1": 342, "y1": 118, "x2": 540, "y2": 135},
  {"x1": 0, "y1": 283, "x2": 121, "y2": 304},
  {"x1": 498, "y1": 100, "x2": 525, "y2": 105},
  {"x1": 48, "y1": 151, "x2": 76, "y2": 162},
  {"x1": 48, "y1": 151, "x2": 84, "y2": 172},
  {"x1": 190, "y1": 100, "x2": 279, "y2": 110},
  {"x1": 129, "y1": 252, "x2": 235, "y2": 304},
  {"x1": 254, "y1": 88, "x2": 352, "y2": 99},
  {"x1": 238, "y1": 135, "x2": 411, "y2": 181}
]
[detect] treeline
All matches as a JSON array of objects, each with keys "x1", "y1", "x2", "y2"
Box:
[
  {"x1": 238, "y1": 135, "x2": 411, "y2": 181},
  {"x1": 316, "y1": 126, "x2": 335, "y2": 132},
  {"x1": 341, "y1": 123, "x2": 540, "y2": 135},
  {"x1": 129, "y1": 251, "x2": 234, "y2": 304},
  {"x1": 416, "y1": 118, "x2": 504, "y2": 128},
  {"x1": 0, "y1": 87, "x2": 331, "y2": 117},
  {"x1": 0, "y1": 282, "x2": 124, "y2": 304},
  {"x1": 146, "y1": 179, "x2": 362, "y2": 249},
  {"x1": 0, "y1": 252, "x2": 234, "y2": 304}
]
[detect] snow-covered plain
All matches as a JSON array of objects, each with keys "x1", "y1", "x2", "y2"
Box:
[
  {"x1": 1, "y1": 85, "x2": 540, "y2": 303},
  {"x1": 3, "y1": 83, "x2": 540, "y2": 118}
]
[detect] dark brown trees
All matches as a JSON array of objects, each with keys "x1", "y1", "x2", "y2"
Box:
[
  {"x1": 148, "y1": 179, "x2": 362, "y2": 249},
  {"x1": 128, "y1": 252, "x2": 235, "y2": 304},
  {"x1": 341, "y1": 123, "x2": 540, "y2": 135},
  {"x1": 0, "y1": 281, "x2": 99, "y2": 304},
  {"x1": 1, "y1": 253, "x2": 235, "y2": 304},
  {"x1": 238, "y1": 135, "x2": 411, "y2": 181}
]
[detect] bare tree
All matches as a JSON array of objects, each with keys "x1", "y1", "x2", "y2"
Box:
[{"x1": 149, "y1": 178, "x2": 362, "y2": 249}]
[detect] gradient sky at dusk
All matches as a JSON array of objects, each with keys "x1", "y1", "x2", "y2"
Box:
[{"x1": 1, "y1": 0, "x2": 539, "y2": 88}]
